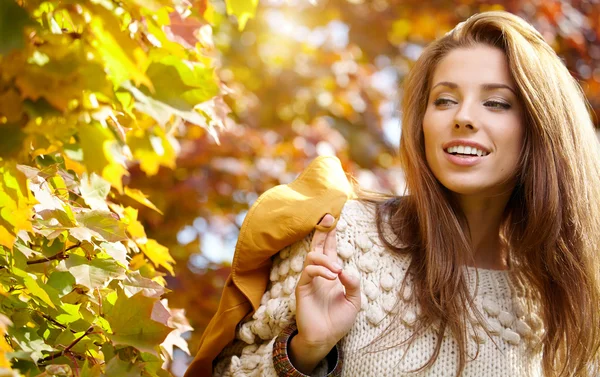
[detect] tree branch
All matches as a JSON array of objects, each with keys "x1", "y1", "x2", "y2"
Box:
[
  {"x1": 37, "y1": 326, "x2": 94, "y2": 364},
  {"x1": 27, "y1": 243, "x2": 81, "y2": 265}
]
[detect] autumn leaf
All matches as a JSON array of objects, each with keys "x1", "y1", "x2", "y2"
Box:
[
  {"x1": 104, "y1": 356, "x2": 144, "y2": 377},
  {"x1": 65, "y1": 253, "x2": 126, "y2": 290},
  {"x1": 77, "y1": 122, "x2": 129, "y2": 193},
  {"x1": 226, "y1": 0, "x2": 259, "y2": 31},
  {"x1": 105, "y1": 292, "x2": 172, "y2": 355},
  {"x1": 0, "y1": 314, "x2": 13, "y2": 368},
  {"x1": 75, "y1": 210, "x2": 127, "y2": 242},
  {"x1": 0, "y1": 160, "x2": 35, "y2": 248},
  {"x1": 127, "y1": 128, "x2": 177, "y2": 176},
  {"x1": 140, "y1": 239, "x2": 175, "y2": 275},
  {"x1": 80, "y1": 173, "x2": 111, "y2": 212},
  {"x1": 144, "y1": 55, "x2": 219, "y2": 111},
  {"x1": 87, "y1": 4, "x2": 152, "y2": 89},
  {"x1": 120, "y1": 271, "x2": 166, "y2": 298},
  {"x1": 124, "y1": 187, "x2": 163, "y2": 214}
]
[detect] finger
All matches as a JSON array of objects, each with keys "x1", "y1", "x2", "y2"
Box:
[
  {"x1": 338, "y1": 270, "x2": 361, "y2": 310},
  {"x1": 310, "y1": 214, "x2": 334, "y2": 254},
  {"x1": 303, "y1": 252, "x2": 343, "y2": 273},
  {"x1": 297, "y1": 265, "x2": 339, "y2": 287},
  {"x1": 323, "y1": 226, "x2": 337, "y2": 260}
]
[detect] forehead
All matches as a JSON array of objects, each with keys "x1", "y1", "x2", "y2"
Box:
[{"x1": 431, "y1": 45, "x2": 514, "y2": 86}]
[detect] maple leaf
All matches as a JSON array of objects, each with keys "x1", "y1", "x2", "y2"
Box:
[
  {"x1": 140, "y1": 239, "x2": 175, "y2": 275},
  {"x1": 65, "y1": 253, "x2": 126, "y2": 290},
  {"x1": 75, "y1": 210, "x2": 127, "y2": 242},
  {"x1": 104, "y1": 292, "x2": 172, "y2": 355}
]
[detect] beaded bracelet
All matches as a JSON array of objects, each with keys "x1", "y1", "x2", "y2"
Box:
[{"x1": 272, "y1": 323, "x2": 343, "y2": 377}]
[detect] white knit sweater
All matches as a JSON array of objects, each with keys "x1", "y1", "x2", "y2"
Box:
[{"x1": 214, "y1": 200, "x2": 545, "y2": 376}]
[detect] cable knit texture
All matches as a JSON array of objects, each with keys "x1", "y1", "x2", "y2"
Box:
[{"x1": 213, "y1": 200, "x2": 545, "y2": 376}]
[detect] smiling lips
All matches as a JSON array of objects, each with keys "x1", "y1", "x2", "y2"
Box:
[{"x1": 442, "y1": 140, "x2": 491, "y2": 166}]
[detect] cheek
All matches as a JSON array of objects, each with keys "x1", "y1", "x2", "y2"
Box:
[{"x1": 495, "y1": 120, "x2": 524, "y2": 172}]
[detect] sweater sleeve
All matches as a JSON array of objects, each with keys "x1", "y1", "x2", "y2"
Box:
[{"x1": 212, "y1": 235, "x2": 343, "y2": 377}]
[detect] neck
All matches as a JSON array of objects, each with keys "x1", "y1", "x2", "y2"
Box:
[{"x1": 454, "y1": 192, "x2": 512, "y2": 270}]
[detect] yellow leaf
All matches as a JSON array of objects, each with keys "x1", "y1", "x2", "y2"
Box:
[
  {"x1": 0, "y1": 226, "x2": 15, "y2": 250},
  {"x1": 23, "y1": 276, "x2": 56, "y2": 309},
  {"x1": 0, "y1": 161, "x2": 35, "y2": 248},
  {"x1": 88, "y1": 4, "x2": 152, "y2": 89},
  {"x1": 0, "y1": 314, "x2": 13, "y2": 368},
  {"x1": 124, "y1": 187, "x2": 163, "y2": 214},
  {"x1": 129, "y1": 253, "x2": 147, "y2": 270},
  {"x1": 127, "y1": 128, "x2": 176, "y2": 176},
  {"x1": 141, "y1": 239, "x2": 175, "y2": 275},
  {"x1": 226, "y1": 0, "x2": 259, "y2": 31},
  {"x1": 78, "y1": 122, "x2": 129, "y2": 193},
  {"x1": 123, "y1": 207, "x2": 146, "y2": 240}
]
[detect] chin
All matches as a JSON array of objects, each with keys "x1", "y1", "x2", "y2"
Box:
[{"x1": 437, "y1": 177, "x2": 515, "y2": 198}]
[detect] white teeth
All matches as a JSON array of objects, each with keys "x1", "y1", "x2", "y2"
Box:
[{"x1": 445, "y1": 145, "x2": 488, "y2": 156}]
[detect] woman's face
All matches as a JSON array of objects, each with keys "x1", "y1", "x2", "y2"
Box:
[{"x1": 422, "y1": 45, "x2": 525, "y2": 197}]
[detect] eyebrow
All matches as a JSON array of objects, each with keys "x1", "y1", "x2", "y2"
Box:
[{"x1": 432, "y1": 81, "x2": 517, "y2": 95}]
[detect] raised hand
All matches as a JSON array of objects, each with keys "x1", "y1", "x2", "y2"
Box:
[{"x1": 289, "y1": 214, "x2": 361, "y2": 374}]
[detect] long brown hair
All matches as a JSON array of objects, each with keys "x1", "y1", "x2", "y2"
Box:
[{"x1": 360, "y1": 11, "x2": 600, "y2": 377}]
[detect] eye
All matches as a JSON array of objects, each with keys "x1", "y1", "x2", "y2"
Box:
[
  {"x1": 485, "y1": 100, "x2": 511, "y2": 110},
  {"x1": 433, "y1": 98, "x2": 456, "y2": 107}
]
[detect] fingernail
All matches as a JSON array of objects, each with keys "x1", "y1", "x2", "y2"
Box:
[{"x1": 334, "y1": 263, "x2": 343, "y2": 271}]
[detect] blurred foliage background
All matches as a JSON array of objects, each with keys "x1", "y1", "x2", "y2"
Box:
[
  {"x1": 1, "y1": 0, "x2": 599, "y2": 375},
  {"x1": 141, "y1": 0, "x2": 600, "y2": 374}
]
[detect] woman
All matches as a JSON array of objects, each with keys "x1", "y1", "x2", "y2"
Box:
[{"x1": 212, "y1": 11, "x2": 600, "y2": 377}]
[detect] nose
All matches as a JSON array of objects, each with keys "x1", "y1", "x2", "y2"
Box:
[{"x1": 453, "y1": 102, "x2": 477, "y2": 131}]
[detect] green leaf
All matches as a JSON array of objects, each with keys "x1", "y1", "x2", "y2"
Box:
[
  {"x1": 226, "y1": 0, "x2": 259, "y2": 30},
  {"x1": 75, "y1": 210, "x2": 127, "y2": 242},
  {"x1": 144, "y1": 55, "x2": 219, "y2": 111},
  {"x1": 80, "y1": 360, "x2": 102, "y2": 377},
  {"x1": 46, "y1": 271, "x2": 76, "y2": 297},
  {"x1": 65, "y1": 254, "x2": 126, "y2": 290},
  {"x1": 104, "y1": 356, "x2": 144, "y2": 377},
  {"x1": 121, "y1": 81, "x2": 220, "y2": 142},
  {"x1": 56, "y1": 303, "x2": 82, "y2": 325},
  {"x1": 105, "y1": 292, "x2": 171, "y2": 355},
  {"x1": 0, "y1": 0, "x2": 36, "y2": 55},
  {"x1": 11, "y1": 327, "x2": 54, "y2": 363},
  {"x1": 13, "y1": 241, "x2": 40, "y2": 259},
  {"x1": 23, "y1": 275, "x2": 56, "y2": 309}
]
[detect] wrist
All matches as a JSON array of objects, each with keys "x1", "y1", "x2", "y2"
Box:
[{"x1": 289, "y1": 333, "x2": 335, "y2": 374}]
